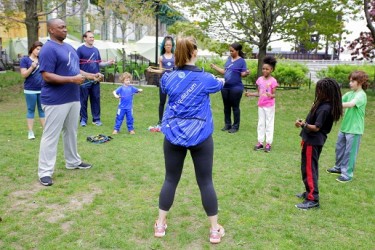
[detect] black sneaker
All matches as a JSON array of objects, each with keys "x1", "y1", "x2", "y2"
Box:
[
  {"x1": 40, "y1": 176, "x2": 53, "y2": 186},
  {"x1": 221, "y1": 125, "x2": 231, "y2": 131},
  {"x1": 66, "y1": 162, "x2": 92, "y2": 170},
  {"x1": 336, "y1": 176, "x2": 352, "y2": 183},
  {"x1": 228, "y1": 128, "x2": 238, "y2": 133},
  {"x1": 295, "y1": 200, "x2": 319, "y2": 210},
  {"x1": 326, "y1": 167, "x2": 341, "y2": 175},
  {"x1": 295, "y1": 192, "x2": 306, "y2": 199}
]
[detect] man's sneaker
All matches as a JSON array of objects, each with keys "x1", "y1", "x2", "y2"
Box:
[
  {"x1": 228, "y1": 128, "x2": 238, "y2": 133},
  {"x1": 92, "y1": 121, "x2": 102, "y2": 126},
  {"x1": 39, "y1": 176, "x2": 53, "y2": 186},
  {"x1": 129, "y1": 130, "x2": 136, "y2": 135},
  {"x1": 28, "y1": 131, "x2": 35, "y2": 140},
  {"x1": 264, "y1": 144, "x2": 271, "y2": 153},
  {"x1": 112, "y1": 130, "x2": 119, "y2": 135},
  {"x1": 326, "y1": 167, "x2": 341, "y2": 175},
  {"x1": 296, "y1": 192, "x2": 306, "y2": 199},
  {"x1": 254, "y1": 143, "x2": 263, "y2": 151},
  {"x1": 154, "y1": 221, "x2": 167, "y2": 238},
  {"x1": 336, "y1": 176, "x2": 352, "y2": 183},
  {"x1": 66, "y1": 162, "x2": 92, "y2": 170},
  {"x1": 209, "y1": 224, "x2": 225, "y2": 244},
  {"x1": 80, "y1": 121, "x2": 87, "y2": 127},
  {"x1": 221, "y1": 125, "x2": 231, "y2": 131},
  {"x1": 295, "y1": 200, "x2": 320, "y2": 210}
]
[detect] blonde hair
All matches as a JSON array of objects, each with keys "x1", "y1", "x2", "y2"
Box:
[
  {"x1": 119, "y1": 72, "x2": 132, "y2": 82},
  {"x1": 174, "y1": 36, "x2": 197, "y2": 68}
]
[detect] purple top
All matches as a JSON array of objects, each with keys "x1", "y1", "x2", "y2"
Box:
[
  {"x1": 38, "y1": 40, "x2": 81, "y2": 105},
  {"x1": 20, "y1": 56, "x2": 43, "y2": 91}
]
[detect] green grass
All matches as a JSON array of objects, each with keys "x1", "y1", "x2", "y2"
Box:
[{"x1": 0, "y1": 78, "x2": 374, "y2": 249}]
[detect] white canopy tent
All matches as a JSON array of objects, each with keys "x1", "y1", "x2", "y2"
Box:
[{"x1": 135, "y1": 36, "x2": 165, "y2": 63}]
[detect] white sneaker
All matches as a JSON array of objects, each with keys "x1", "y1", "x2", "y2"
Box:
[{"x1": 28, "y1": 131, "x2": 35, "y2": 140}]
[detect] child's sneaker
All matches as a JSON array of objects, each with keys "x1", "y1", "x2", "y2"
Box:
[
  {"x1": 264, "y1": 144, "x2": 271, "y2": 153},
  {"x1": 326, "y1": 167, "x2": 341, "y2": 175},
  {"x1": 254, "y1": 142, "x2": 263, "y2": 151},
  {"x1": 154, "y1": 221, "x2": 167, "y2": 238},
  {"x1": 209, "y1": 224, "x2": 225, "y2": 244}
]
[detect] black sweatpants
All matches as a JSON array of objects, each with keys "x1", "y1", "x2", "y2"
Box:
[
  {"x1": 158, "y1": 136, "x2": 218, "y2": 216},
  {"x1": 221, "y1": 88, "x2": 243, "y2": 129},
  {"x1": 301, "y1": 141, "x2": 323, "y2": 202}
]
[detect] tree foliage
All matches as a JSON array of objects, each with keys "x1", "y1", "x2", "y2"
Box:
[
  {"x1": 347, "y1": 0, "x2": 375, "y2": 61},
  {"x1": 90, "y1": 0, "x2": 155, "y2": 43},
  {"x1": 0, "y1": 0, "x2": 82, "y2": 49},
  {"x1": 174, "y1": 0, "x2": 356, "y2": 76}
]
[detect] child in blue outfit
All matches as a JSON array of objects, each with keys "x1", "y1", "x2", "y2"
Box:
[{"x1": 112, "y1": 72, "x2": 142, "y2": 135}]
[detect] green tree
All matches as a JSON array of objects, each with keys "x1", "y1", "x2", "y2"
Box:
[
  {"x1": 347, "y1": 0, "x2": 375, "y2": 61},
  {"x1": 0, "y1": 0, "x2": 82, "y2": 50},
  {"x1": 167, "y1": 21, "x2": 227, "y2": 56},
  {"x1": 176, "y1": 0, "x2": 355, "y2": 76}
]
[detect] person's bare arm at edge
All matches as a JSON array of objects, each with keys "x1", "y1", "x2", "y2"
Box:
[
  {"x1": 210, "y1": 64, "x2": 225, "y2": 75},
  {"x1": 42, "y1": 71, "x2": 100, "y2": 85},
  {"x1": 147, "y1": 56, "x2": 165, "y2": 74}
]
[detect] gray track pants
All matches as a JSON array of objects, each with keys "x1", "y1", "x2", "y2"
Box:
[
  {"x1": 38, "y1": 102, "x2": 81, "y2": 178},
  {"x1": 332, "y1": 131, "x2": 362, "y2": 179}
]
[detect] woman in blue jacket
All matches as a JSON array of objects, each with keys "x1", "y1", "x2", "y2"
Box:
[{"x1": 154, "y1": 36, "x2": 225, "y2": 244}]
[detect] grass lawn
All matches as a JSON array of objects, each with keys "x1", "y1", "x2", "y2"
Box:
[{"x1": 0, "y1": 80, "x2": 374, "y2": 249}]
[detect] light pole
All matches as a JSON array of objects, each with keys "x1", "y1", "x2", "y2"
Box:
[{"x1": 154, "y1": 0, "x2": 160, "y2": 65}]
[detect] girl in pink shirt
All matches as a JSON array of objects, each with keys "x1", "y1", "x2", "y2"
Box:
[{"x1": 245, "y1": 56, "x2": 278, "y2": 152}]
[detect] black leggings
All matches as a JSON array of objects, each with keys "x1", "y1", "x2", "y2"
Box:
[
  {"x1": 158, "y1": 87, "x2": 167, "y2": 123},
  {"x1": 158, "y1": 136, "x2": 218, "y2": 216},
  {"x1": 221, "y1": 88, "x2": 243, "y2": 129}
]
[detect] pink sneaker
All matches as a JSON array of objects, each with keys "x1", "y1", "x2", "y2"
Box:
[
  {"x1": 209, "y1": 224, "x2": 225, "y2": 244},
  {"x1": 154, "y1": 221, "x2": 167, "y2": 238}
]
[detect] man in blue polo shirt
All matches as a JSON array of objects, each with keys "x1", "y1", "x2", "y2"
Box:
[
  {"x1": 38, "y1": 18, "x2": 102, "y2": 186},
  {"x1": 77, "y1": 31, "x2": 114, "y2": 127}
]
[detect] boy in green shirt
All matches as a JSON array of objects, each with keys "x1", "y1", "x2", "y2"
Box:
[{"x1": 326, "y1": 71, "x2": 369, "y2": 182}]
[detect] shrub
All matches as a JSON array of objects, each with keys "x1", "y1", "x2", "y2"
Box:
[
  {"x1": 317, "y1": 64, "x2": 375, "y2": 88},
  {"x1": 197, "y1": 57, "x2": 309, "y2": 88}
]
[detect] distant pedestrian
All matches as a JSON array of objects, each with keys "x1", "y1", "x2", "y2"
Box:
[
  {"x1": 77, "y1": 30, "x2": 115, "y2": 127},
  {"x1": 295, "y1": 78, "x2": 343, "y2": 209},
  {"x1": 326, "y1": 70, "x2": 368, "y2": 183},
  {"x1": 20, "y1": 41, "x2": 46, "y2": 140},
  {"x1": 112, "y1": 72, "x2": 142, "y2": 135},
  {"x1": 245, "y1": 56, "x2": 278, "y2": 152}
]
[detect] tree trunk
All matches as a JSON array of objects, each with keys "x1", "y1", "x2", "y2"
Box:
[
  {"x1": 25, "y1": 0, "x2": 39, "y2": 51},
  {"x1": 364, "y1": 0, "x2": 375, "y2": 41},
  {"x1": 257, "y1": 39, "x2": 267, "y2": 78},
  {"x1": 61, "y1": 2, "x2": 67, "y2": 22},
  {"x1": 112, "y1": 17, "x2": 117, "y2": 42}
]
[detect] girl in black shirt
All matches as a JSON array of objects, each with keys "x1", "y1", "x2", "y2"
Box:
[{"x1": 294, "y1": 78, "x2": 343, "y2": 209}]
